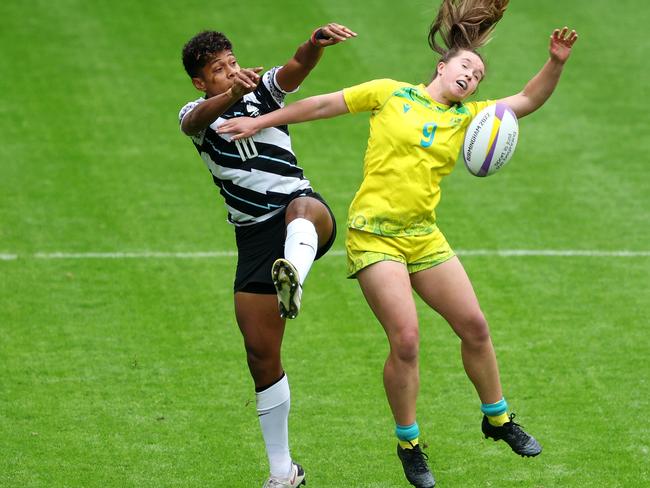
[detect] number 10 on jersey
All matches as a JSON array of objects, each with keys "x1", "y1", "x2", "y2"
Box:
[{"x1": 235, "y1": 138, "x2": 259, "y2": 161}]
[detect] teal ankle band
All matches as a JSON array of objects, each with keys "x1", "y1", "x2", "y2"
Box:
[
  {"x1": 481, "y1": 398, "x2": 508, "y2": 416},
  {"x1": 396, "y1": 422, "x2": 420, "y2": 441}
]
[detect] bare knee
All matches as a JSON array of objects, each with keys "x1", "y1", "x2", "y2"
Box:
[
  {"x1": 286, "y1": 197, "x2": 312, "y2": 221},
  {"x1": 243, "y1": 340, "x2": 282, "y2": 384},
  {"x1": 234, "y1": 293, "x2": 285, "y2": 386},
  {"x1": 286, "y1": 197, "x2": 333, "y2": 247},
  {"x1": 455, "y1": 311, "x2": 491, "y2": 349},
  {"x1": 243, "y1": 341, "x2": 274, "y2": 367},
  {"x1": 390, "y1": 328, "x2": 420, "y2": 363}
]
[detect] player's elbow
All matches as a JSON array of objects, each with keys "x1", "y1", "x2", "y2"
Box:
[
  {"x1": 518, "y1": 88, "x2": 554, "y2": 118},
  {"x1": 181, "y1": 117, "x2": 201, "y2": 136},
  {"x1": 314, "y1": 91, "x2": 348, "y2": 119}
]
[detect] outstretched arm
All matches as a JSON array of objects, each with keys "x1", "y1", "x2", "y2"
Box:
[
  {"x1": 276, "y1": 23, "x2": 357, "y2": 92},
  {"x1": 181, "y1": 67, "x2": 263, "y2": 136},
  {"x1": 217, "y1": 91, "x2": 349, "y2": 140},
  {"x1": 499, "y1": 27, "x2": 578, "y2": 118}
]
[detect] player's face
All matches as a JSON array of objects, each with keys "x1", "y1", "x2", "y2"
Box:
[
  {"x1": 193, "y1": 50, "x2": 241, "y2": 98},
  {"x1": 438, "y1": 51, "x2": 484, "y2": 101}
]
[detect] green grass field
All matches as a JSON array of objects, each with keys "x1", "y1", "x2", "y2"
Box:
[{"x1": 2, "y1": 1, "x2": 649, "y2": 486}]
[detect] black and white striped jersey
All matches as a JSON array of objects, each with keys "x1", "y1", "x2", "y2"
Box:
[{"x1": 179, "y1": 66, "x2": 312, "y2": 226}]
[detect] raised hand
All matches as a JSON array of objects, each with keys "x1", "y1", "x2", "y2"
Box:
[
  {"x1": 230, "y1": 67, "x2": 264, "y2": 99},
  {"x1": 311, "y1": 23, "x2": 357, "y2": 47},
  {"x1": 549, "y1": 27, "x2": 578, "y2": 64}
]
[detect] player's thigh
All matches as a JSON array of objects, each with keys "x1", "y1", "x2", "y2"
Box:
[
  {"x1": 357, "y1": 260, "x2": 419, "y2": 343},
  {"x1": 234, "y1": 292, "x2": 286, "y2": 356},
  {"x1": 410, "y1": 256, "x2": 484, "y2": 331}
]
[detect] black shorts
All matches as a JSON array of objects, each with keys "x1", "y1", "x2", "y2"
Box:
[{"x1": 233, "y1": 191, "x2": 337, "y2": 294}]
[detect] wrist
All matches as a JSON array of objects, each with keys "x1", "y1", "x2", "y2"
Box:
[
  {"x1": 549, "y1": 55, "x2": 566, "y2": 66},
  {"x1": 226, "y1": 87, "x2": 242, "y2": 101},
  {"x1": 309, "y1": 28, "x2": 326, "y2": 46}
]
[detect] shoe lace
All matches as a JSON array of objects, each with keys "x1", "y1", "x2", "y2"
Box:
[
  {"x1": 506, "y1": 413, "x2": 524, "y2": 428},
  {"x1": 505, "y1": 413, "x2": 531, "y2": 441},
  {"x1": 407, "y1": 442, "x2": 430, "y2": 472}
]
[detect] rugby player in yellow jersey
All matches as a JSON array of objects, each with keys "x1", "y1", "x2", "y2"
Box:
[{"x1": 219, "y1": 1, "x2": 578, "y2": 486}]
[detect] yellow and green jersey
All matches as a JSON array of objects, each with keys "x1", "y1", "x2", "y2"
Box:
[{"x1": 343, "y1": 78, "x2": 493, "y2": 236}]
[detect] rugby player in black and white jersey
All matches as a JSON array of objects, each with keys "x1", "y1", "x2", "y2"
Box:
[{"x1": 179, "y1": 23, "x2": 356, "y2": 488}]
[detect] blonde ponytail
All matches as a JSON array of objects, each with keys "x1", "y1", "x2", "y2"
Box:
[{"x1": 428, "y1": 0, "x2": 509, "y2": 55}]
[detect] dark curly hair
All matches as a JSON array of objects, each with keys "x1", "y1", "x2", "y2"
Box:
[{"x1": 182, "y1": 31, "x2": 233, "y2": 78}]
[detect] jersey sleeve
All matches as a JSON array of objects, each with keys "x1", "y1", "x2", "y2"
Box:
[
  {"x1": 261, "y1": 66, "x2": 299, "y2": 107},
  {"x1": 463, "y1": 99, "x2": 495, "y2": 117},
  {"x1": 343, "y1": 79, "x2": 402, "y2": 114},
  {"x1": 178, "y1": 98, "x2": 207, "y2": 144},
  {"x1": 178, "y1": 98, "x2": 204, "y2": 126}
]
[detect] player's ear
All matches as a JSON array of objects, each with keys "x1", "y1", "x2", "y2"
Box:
[
  {"x1": 192, "y1": 76, "x2": 206, "y2": 91},
  {"x1": 436, "y1": 61, "x2": 446, "y2": 78}
]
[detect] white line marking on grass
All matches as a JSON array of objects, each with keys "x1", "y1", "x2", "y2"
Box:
[{"x1": 0, "y1": 249, "x2": 645, "y2": 260}]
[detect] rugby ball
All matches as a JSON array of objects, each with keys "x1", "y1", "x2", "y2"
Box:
[{"x1": 463, "y1": 102, "x2": 518, "y2": 177}]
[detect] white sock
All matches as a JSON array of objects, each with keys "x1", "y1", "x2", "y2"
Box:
[
  {"x1": 256, "y1": 375, "x2": 292, "y2": 478},
  {"x1": 284, "y1": 218, "x2": 318, "y2": 286}
]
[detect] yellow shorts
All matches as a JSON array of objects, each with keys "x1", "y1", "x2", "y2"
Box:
[{"x1": 346, "y1": 226, "x2": 456, "y2": 278}]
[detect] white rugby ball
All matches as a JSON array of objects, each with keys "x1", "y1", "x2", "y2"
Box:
[{"x1": 463, "y1": 102, "x2": 518, "y2": 177}]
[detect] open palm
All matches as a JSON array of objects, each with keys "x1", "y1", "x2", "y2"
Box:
[{"x1": 550, "y1": 27, "x2": 578, "y2": 63}]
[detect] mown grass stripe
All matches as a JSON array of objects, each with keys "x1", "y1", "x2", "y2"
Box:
[{"x1": 0, "y1": 249, "x2": 645, "y2": 260}]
